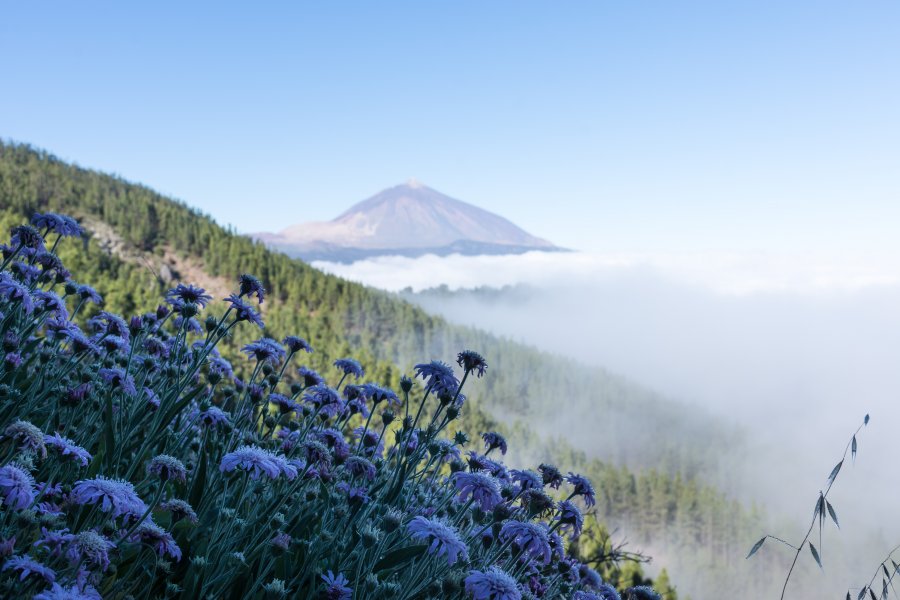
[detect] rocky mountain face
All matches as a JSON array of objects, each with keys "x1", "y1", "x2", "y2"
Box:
[{"x1": 253, "y1": 180, "x2": 563, "y2": 262}]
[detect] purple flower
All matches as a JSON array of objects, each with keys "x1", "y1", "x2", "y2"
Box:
[
  {"x1": 511, "y1": 469, "x2": 542, "y2": 491},
  {"x1": 595, "y1": 585, "x2": 623, "y2": 600},
  {"x1": 407, "y1": 516, "x2": 469, "y2": 565},
  {"x1": 303, "y1": 385, "x2": 343, "y2": 417},
  {"x1": 33, "y1": 291, "x2": 69, "y2": 318},
  {"x1": 466, "y1": 452, "x2": 510, "y2": 482},
  {"x1": 130, "y1": 520, "x2": 182, "y2": 561},
  {"x1": 88, "y1": 311, "x2": 130, "y2": 341},
  {"x1": 353, "y1": 427, "x2": 384, "y2": 458},
  {"x1": 270, "y1": 531, "x2": 292, "y2": 551},
  {"x1": 482, "y1": 432, "x2": 508, "y2": 455},
  {"x1": 32, "y1": 213, "x2": 83, "y2": 238},
  {"x1": 225, "y1": 294, "x2": 264, "y2": 328},
  {"x1": 556, "y1": 500, "x2": 584, "y2": 538},
  {"x1": 196, "y1": 406, "x2": 231, "y2": 429},
  {"x1": 269, "y1": 393, "x2": 300, "y2": 415},
  {"x1": 343, "y1": 456, "x2": 376, "y2": 481},
  {"x1": 499, "y1": 520, "x2": 552, "y2": 564},
  {"x1": 322, "y1": 570, "x2": 352, "y2": 600},
  {"x1": 242, "y1": 338, "x2": 286, "y2": 364},
  {"x1": 538, "y1": 463, "x2": 563, "y2": 489},
  {"x1": 44, "y1": 433, "x2": 91, "y2": 467},
  {"x1": 414, "y1": 360, "x2": 459, "y2": 396},
  {"x1": 0, "y1": 274, "x2": 34, "y2": 314},
  {"x1": 452, "y1": 471, "x2": 502, "y2": 511},
  {"x1": 71, "y1": 477, "x2": 148, "y2": 519},
  {"x1": 220, "y1": 446, "x2": 282, "y2": 479},
  {"x1": 9, "y1": 225, "x2": 45, "y2": 250},
  {"x1": 457, "y1": 350, "x2": 488, "y2": 377},
  {"x1": 98, "y1": 367, "x2": 137, "y2": 396},
  {"x1": 624, "y1": 586, "x2": 661, "y2": 600},
  {"x1": 144, "y1": 387, "x2": 160, "y2": 411},
  {"x1": 75, "y1": 284, "x2": 103, "y2": 304},
  {"x1": 174, "y1": 316, "x2": 202, "y2": 333},
  {"x1": 208, "y1": 356, "x2": 234, "y2": 379},
  {"x1": 3, "y1": 555, "x2": 55, "y2": 583},
  {"x1": 66, "y1": 530, "x2": 115, "y2": 572},
  {"x1": 282, "y1": 335, "x2": 312, "y2": 353},
  {"x1": 579, "y1": 564, "x2": 603, "y2": 588},
  {"x1": 147, "y1": 455, "x2": 187, "y2": 482},
  {"x1": 464, "y1": 567, "x2": 521, "y2": 600},
  {"x1": 333, "y1": 358, "x2": 364, "y2": 379},
  {"x1": 566, "y1": 473, "x2": 596, "y2": 507},
  {"x1": 297, "y1": 366, "x2": 325, "y2": 387},
  {"x1": 160, "y1": 499, "x2": 198, "y2": 523},
  {"x1": 238, "y1": 274, "x2": 265, "y2": 304},
  {"x1": 362, "y1": 383, "x2": 400, "y2": 406},
  {"x1": 4, "y1": 420, "x2": 46, "y2": 457},
  {"x1": 167, "y1": 283, "x2": 212, "y2": 308},
  {"x1": 34, "y1": 583, "x2": 102, "y2": 600}
]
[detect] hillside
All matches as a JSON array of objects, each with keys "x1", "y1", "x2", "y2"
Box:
[
  {"x1": 254, "y1": 180, "x2": 563, "y2": 262},
  {"x1": 0, "y1": 141, "x2": 777, "y2": 597}
]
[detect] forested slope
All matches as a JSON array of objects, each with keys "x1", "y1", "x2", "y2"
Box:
[{"x1": 0, "y1": 141, "x2": 776, "y2": 596}]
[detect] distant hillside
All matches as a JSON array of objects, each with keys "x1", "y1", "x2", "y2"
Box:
[{"x1": 254, "y1": 179, "x2": 565, "y2": 262}]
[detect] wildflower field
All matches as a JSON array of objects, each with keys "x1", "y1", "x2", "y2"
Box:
[{"x1": 0, "y1": 213, "x2": 662, "y2": 599}]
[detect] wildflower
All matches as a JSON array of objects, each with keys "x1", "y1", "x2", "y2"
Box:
[
  {"x1": 429, "y1": 438, "x2": 462, "y2": 463},
  {"x1": 464, "y1": 567, "x2": 521, "y2": 600},
  {"x1": 238, "y1": 274, "x2": 266, "y2": 303},
  {"x1": 538, "y1": 463, "x2": 563, "y2": 489},
  {"x1": 269, "y1": 532, "x2": 291, "y2": 551},
  {"x1": 2, "y1": 555, "x2": 56, "y2": 583},
  {"x1": 566, "y1": 473, "x2": 596, "y2": 507},
  {"x1": 303, "y1": 385, "x2": 343, "y2": 416},
  {"x1": 167, "y1": 284, "x2": 212, "y2": 308},
  {"x1": 71, "y1": 477, "x2": 148, "y2": 519},
  {"x1": 341, "y1": 484, "x2": 371, "y2": 507},
  {"x1": 414, "y1": 360, "x2": 459, "y2": 395},
  {"x1": 242, "y1": 338, "x2": 286, "y2": 364},
  {"x1": 88, "y1": 311, "x2": 130, "y2": 340},
  {"x1": 144, "y1": 387, "x2": 160, "y2": 411},
  {"x1": 344, "y1": 395, "x2": 369, "y2": 418},
  {"x1": 407, "y1": 516, "x2": 469, "y2": 565},
  {"x1": 174, "y1": 316, "x2": 202, "y2": 333},
  {"x1": 0, "y1": 274, "x2": 34, "y2": 314},
  {"x1": 362, "y1": 383, "x2": 400, "y2": 406},
  {"x1": 148, "y1": 455, "x2": 188, "y2": 482},
  {"x1": 624, "y1": 587, "x2": 661, "y2": 600},
  {"x1": 511, "y1": 469, "x2": 542, "y2": 491},
  {"x1": 579, "y1": 564, "x2": 603, "y2": 588},
  {"x1": 33, "y1": 291, "x2": 69, "y2": 318},
  {"x1": 66, "y1": 530, "x2": 114, "y2": 572},
  {"x1": 597, "y1": 585, "x2": 624, "y2": 600},
  {"x1": 344, "y1": 456, "x2": 376, "y2": 480},
  {"x1": 33, "y1": 213, "x2": 83, "y2": 237},
  {"x1": 196, "y1": 406, "x2": 231, "y2": 429},
  {"x1": 75, "y1": 284, "x2": 103, "y2": 304},
  {"x1": 548, "y1": 531, "x2": 565, "y2": 561},
  {"x1": 521, "y1": 488, "x2": 555, "y2": 517},
  {"x1": 302, "y1": 440, "x2": 333, "y2": 467},
  {"x1": 282, "y1": 335, "x2": 312, "y2": 353},
  {"x1": 160, "y1": 499, "x2": 198, "y2": 524},
  {"x1": 97, "y1": 334, "x2": 129, "y2": 354},
  {"x1": 322, "y1": 571, "x2": 352, "y2": 600},
  {"x1": 0, "y1": 464, "x2": 34, "y2": 511},
  {"x1": 556, "y1": 500, "x2": 584, "y2": 538},
  {"x1": 482, "y1": 431, "x2": 508, "y2": 455},
  {"x1": 269, "y1": 393, "x2": 300, "y2": 415},
  {"x1": 298, "y1": 366, "x2": 325, "y2": 387},
  {"x1": 333, "y1": 358, "x2": 364, "y2": 379},
  {"x1": 457, "y1": 350, "x2": 488, "y2": 377},
  {"x1": 452, "y1": 471, "x2": 503, "y2": 511},
  {"x1": 130, "y1": 520, "x2": 182, "y2": 561},
  {"x1": 220, "y1": 446, "x2": 282, "y2": 479},
  {"x1": 10, "y1": 225, "x2": 45, "y2": 250},
  {"x1": 34, "y1": 583, "x2": 102, "y2": 600},
  {"x1": 466, "y1": 452, "x2": 510, "y2": 482},
  {"x1": 499, "y1": 521, "x2": 552, "y2": 564},
  {"x1": 225, "y1": 294, "x2": 264, "y2": 328},
  {"x1": 353, "y1": 427, "x2": 384, "y2": 458},
  {"x1": 44, "y1": 433, "x2": 91, "y2": 467},
  {"x1": 97, "y1": 367, "x2": 137, "y2": 396},
  {"x1": 4, "y1": 420, "x2": 46, "y2": 457}
]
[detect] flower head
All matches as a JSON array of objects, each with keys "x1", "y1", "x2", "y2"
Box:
[
  {"x1": 3, "y1": 555, "x2": 55, "y2": 583},
  {"x1": 414, "y1": 360, "x2": 459, "y2": 396},
  {"x1": 242, "y1": 338, "x2": 286, "y2": 364},
  {"x1": 482, "y1": 431, "x2": 508, "y2": 455},
  {"x1": 556, "y1": 500, "x2": 584, "y2": 538},
  {"x1": 407, "y1": 516, "x2": 469, "y2": 565},
  {"x1": 297, "y1": 366, "x2": 325, "y2": 387},
  {"x1": 464, "y1": 567, "x2": 521, "y2": 600},
  {"x1": 196, "y1": 406, "x2": 231, "y2": 430},
  {"x1": 71, "y1": 477, "x2": 148, "y2": 519},
  {"x1": 566, "y1": 472, "x2": 596, "y2": 507},
  {"x1": 98, "y1": 367, "x2": 137, "y2": 396},
  {"x1": 0, "y1": 464, "x2": 35, "y2": 510},
  {"x1": 225, "y1": 294, "x2": 264, "y2": 328},
  {"x1": 220, "y1": 446, "x2": 282, "y2": 479},
  {"x1": 538, "y1": 463, "x2": 563, "y2": 489},
  {"x1": 32, "y1": 213, "x2": 83, "y2": 238},
  {"x1": 4, "y1": 419, "x2": 46, "y2": 457},
  {"x1": 66, "y1": 530, "x2": 115, "y2": 572},
  {"x1": 167, "y1": 284, "x2": 212, "y2": 308},
  {"x1": 499, "y1": 520, "x2": 552, "y2": 564},
  {"x1": 624, "y1": 587, "x2": 661, "y2": 600},
  {"x1": 282, "y1": 335, "x2": 312, "y2": 353},
  {"x1": 44, "y1": 433, "x2": 91, "y2": 467},
  {"x1": 0, "y1": 275, "x2": 34, "y2": 314},
  {"x1": 160, "y1": 499, "x2": 198, "y2": 524},
  {"x1": 322, "y1": 571, "x2": 352, "y2": 600},
  {"x1": 75, "y1": 284, "x2": 103, "y2": 304},
  {"x1": 511, "y1": 469, "x2": 542, "y2": 491},
  {"x1": 130, "y1": 520, "x2": 182, "y2": 561},
  {"x1": 238, "y1": 274, "x2": 266, "y2": 304},
  {"x1": 148, "y1": 455, "x2": 188, "y2": 482},
  {"x1": 34, "y1": 582, "x2": 102, "y2": 600},
  {"x1": 333, "y1": 358, "x2": 364, "y2": 379},
  {"x1": 452, "y1": 471, "x2": 503, "y2": 511},
  {"x1": 457, "y1": 350, "x2": 488, "y2": 377}
]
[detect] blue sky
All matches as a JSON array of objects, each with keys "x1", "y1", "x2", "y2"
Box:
[{"x1": 1, "y1": 1, "x2": 898, "y2": 254}]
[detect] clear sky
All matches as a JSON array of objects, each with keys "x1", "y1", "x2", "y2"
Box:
[{"x1": 1, "y1": 1, "x2": 898, "y2": 255}]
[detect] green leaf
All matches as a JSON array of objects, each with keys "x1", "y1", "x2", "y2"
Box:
[
  {"x1": 809, "y1": 542, "x2": 822, "y2": 569},
  {"x1": 746, "y1": 537, "x2": 766, "y2": 559},
  {"x1": 373, "y1": 544, "x2": 428, "y2": 572},
  {"x1": 826, "y1": 500, "x2": 840, "y2": 528}
]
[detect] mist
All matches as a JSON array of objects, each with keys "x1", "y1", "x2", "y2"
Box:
[{"x1": 316, "y1": 251, "x2": 900, "y2": 599}]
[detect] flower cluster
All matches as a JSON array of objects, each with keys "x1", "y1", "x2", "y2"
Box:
[{"x1": 0, "y1": 214, "x2": 658, "y2": 599}]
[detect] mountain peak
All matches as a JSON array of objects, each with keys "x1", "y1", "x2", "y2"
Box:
[{"x1": 254, "y1": 183, "x2": 564, "y2": 263}]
